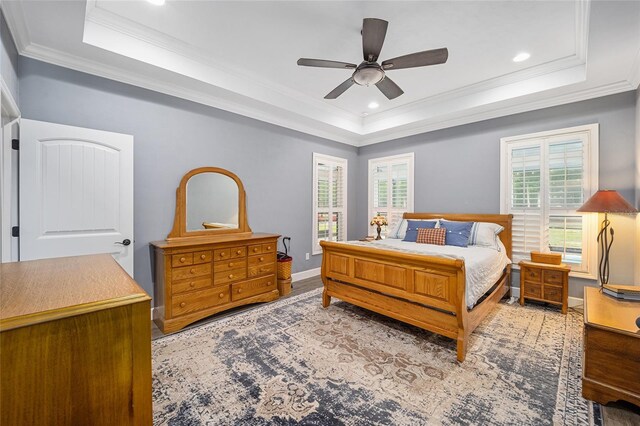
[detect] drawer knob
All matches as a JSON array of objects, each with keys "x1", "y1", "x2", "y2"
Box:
[
  {"x1": 229, "y1": 262, "x2": 234, "y2": 267},
  {"x1": 180, "y1": 257, "x2": 186, "y2": 263},
  {"x1": 220, "y1": 252, "x2": 227, "y2": 257},
  {"x1": 237, "y1": 288, "x2": 243, "y2": 293},
  {"x1": 228, "y1": 274, "x2": 234, "y2": 279},
  {"x1": 267, "y1": 246, "x2": 272, "y2": 250},
  {"x1": 253, "y1": 247, "x2": 259, "y2": 252},
  {"x1": 259, "y1": 257, "x2": 264, "y2": 262},
  {"x1": 267, "y1": 282, "x2": 271, "y2": 286},
  {"x1": 236, "y1": 250, "x2": 242, "y2": 255},
  {"x1": 219, "y1": 293, "x2": 224, "y2": 298},
  {"x1": 200, "y1": 254, "x2": 206, "y2": 260},
  {"x1": 180, "y1": 302, "x2": 186, "y2": 308},
  {"x1": 190, "y1": 268, "x2": 195, "y2": 274},
  {"x1": 189, "y1": 282, "x2": 195, "y2": 287}
]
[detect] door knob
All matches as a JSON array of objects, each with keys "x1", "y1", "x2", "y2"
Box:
[{"x1": 115, "y1": 239, "x2": 131, "y2": 246}]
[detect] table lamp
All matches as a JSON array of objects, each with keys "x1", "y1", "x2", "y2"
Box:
[
  {"x1": 577, "y1": 190, "x2": 638, "y2": 286},
  {"x1": 370, "y1": 215, "x2": 388, "y2": 240}
]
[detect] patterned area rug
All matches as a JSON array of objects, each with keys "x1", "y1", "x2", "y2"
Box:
[{"x1": 152, "y1": 288, "x2": 601, "y2": 425}]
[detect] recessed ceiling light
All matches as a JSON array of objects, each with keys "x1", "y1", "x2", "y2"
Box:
[
  {"x1": 147, "y1": 0, "x2": 165, "y2": 5},
  {"x1": 513, "y1": 52, "x2": 531, "y2": 63},
  {"x1": 368, "y1": 102, "x2": 379, "y2": 109}
]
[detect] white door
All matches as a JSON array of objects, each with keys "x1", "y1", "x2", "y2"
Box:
[{"x1": 19, "y1": 119, "x2": 134, "y2": 276}]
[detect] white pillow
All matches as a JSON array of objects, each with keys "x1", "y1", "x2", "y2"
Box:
[{"x1": 469, "y1": 222, "x2": 504, "y2": 251}]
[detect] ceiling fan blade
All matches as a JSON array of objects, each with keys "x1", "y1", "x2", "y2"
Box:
[
  {"x1": 382, "y1": 48, "x2": 449, "y2": 70},
  {"x1": 324, "y1": 78, "x2": 355, "y2": 99},
  {"x1": 362, "y1": 18, "x2": 388, "y2": 62},
  {"x1": 376, "y1": 76, "x2": 403, "y2": 100},
  {"x1": 297, "y1": 58, "x2": 357, "y2": 69}
]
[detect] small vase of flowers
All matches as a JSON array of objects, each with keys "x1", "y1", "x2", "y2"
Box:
[{"x1": 370, "y1": 215, "x2": 388, "y2": 240}]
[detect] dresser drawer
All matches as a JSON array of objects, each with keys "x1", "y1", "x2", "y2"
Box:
[
  {"x1": 544, "y1": 270, "x2": 564, "y2": 285},
  {"x1": 248, "y1": 253, "x2": 276, "y2": 267},
  {"x1": 262, "y1": 242, "x2": 276, "y2": 254},
  {"x1": 172, "y1": 276, "x2": 212, "y2": 295},
  {"x1": 214, "y1": 268, "x2": 247, "y2": 285},
  {"x1": 213, "y1": 248, "x2": 231, "y2": 261},
  {"x1": 230, "y1": 246, "x2": 247, "y2": 259},
  {"x1": 523, "y1": 281, "x2": 542, "y2": 299},
  {"x1": 543, "y1": 284, "x2": 563, "y2": 303},
  {"x1": 172, "y1": 253, "x2": 193, "y2": 267},
  {"x1": 248, "y1": 244, "x2": 263, "y2": 255},
  {"x1": 248, "y1": 263, "x2": 275, "y2": 278},
  {"x1": 171, "y1": 286, "x2": 230, "y2": 317},
  {"x1": 193, "y1": 250, "x2": 212, "y2": 264},
  {"x1": 523, "y1": 267, "x2": 541, "y2": 282},
  {"x1": 231, "y1": 275, "x2": 276, "y2": 301},
  {"x1": 214, "y1": 259, "x2": 247, "y2": 273},
  {"x1": 171, "y1": 263, "x2": 211, "y2": 281}
]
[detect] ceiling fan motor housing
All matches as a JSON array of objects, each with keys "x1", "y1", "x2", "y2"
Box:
[{"x1": 353, "y1": 63, "x2": 385, "y2": 86}]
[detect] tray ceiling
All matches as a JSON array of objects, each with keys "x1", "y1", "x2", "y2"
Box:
[{"x1": 3, "y1": 0, "x2": 639, "y2": 146}]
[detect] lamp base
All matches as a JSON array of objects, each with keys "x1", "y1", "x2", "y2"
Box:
[{"x1": 375, "y1": 225, "x2": 382, "y2": 240}]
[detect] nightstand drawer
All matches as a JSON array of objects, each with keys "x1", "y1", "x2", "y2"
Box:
[
  {"x1": 524, "y1": 267, "x2": 541, "y2": 282},
  {"x1": 523, "y1": 282, "x2": 542, "y2": 298},
  {"x1": 543, "y1": 285, "x2": 563, "y2": 303},
  {"x1": 544, "y1": 270, "x2": 564, "y2": 285}
]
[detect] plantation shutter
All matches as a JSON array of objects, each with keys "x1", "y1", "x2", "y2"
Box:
[
  {"x1": 509, "y1": 145, "x2": 543, "y2": 263},
  {"x1": 368, "y1": 154, "x2": 414, "y2": 237},
  {"x1": 313, "y1": 154, "x2": 347, "y2": 254},
  {"x1": 501, "y1": 124, "x2": 597, "y2": 275}
]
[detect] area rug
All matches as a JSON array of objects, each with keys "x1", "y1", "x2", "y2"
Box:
[{"x1": 152, "y1": 288, "x2": 601, "y2": 425}]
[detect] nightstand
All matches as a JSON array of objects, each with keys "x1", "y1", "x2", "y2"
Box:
[{"x1": 518, "y1": 260, "x2": 570, "y2": 314}]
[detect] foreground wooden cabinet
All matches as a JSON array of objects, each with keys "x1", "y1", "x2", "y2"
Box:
[
  {"x1": 0, "y1": 255, "x2": 152, "y2": 426},
  {"x1": 151, "y1": 233, "x2": 280, "y2": 333},
  {"x1": 582, "y1": 287, "x2": 640, "y2": 406}
]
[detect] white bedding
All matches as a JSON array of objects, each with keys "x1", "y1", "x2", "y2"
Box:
[{"x1": 343, "y1": 239, "x2": 511, "y2": 309}]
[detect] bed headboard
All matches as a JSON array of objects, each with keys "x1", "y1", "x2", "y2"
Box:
[{"x1": 403, "y1": 213, "x2": 513, "y2": 259}]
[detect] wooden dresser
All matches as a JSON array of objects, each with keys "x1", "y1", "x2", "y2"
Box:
[
  {"x1": 582, "y1": 287, "x2": 640, "y2": 406},
  {"x1": 151, "y1": 233, "x2": 280, "y2": 333},
  {"x1": 0, "y1": 255, "x2": 152, "y2": 426}
]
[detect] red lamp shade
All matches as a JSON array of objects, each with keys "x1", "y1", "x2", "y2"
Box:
[{"x1": 576, "y1": 190, "x2": 638, "y2": 214}]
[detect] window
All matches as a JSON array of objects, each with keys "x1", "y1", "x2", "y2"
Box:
[
  {"x1": 500, "y1": 124, "x2": 598, "y2": 277},
  {"x1": 368, "y1": 153, "x2": 414, "y2": 237},
  {"x1": 312, "y1": 153, "x2": 347, "y2": 254}
]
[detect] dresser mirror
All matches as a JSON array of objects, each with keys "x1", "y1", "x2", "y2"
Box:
[{"x1": 167, "y1": 167, "x2": 251, "y2": 240}]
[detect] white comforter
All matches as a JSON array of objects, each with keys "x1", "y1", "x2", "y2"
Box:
[{"x1": 343, "y1": 239, "x2": 511, "y2": 308}]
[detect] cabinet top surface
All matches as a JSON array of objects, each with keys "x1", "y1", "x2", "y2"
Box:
[
  {"x1": 150, "y1": 232, "x2": 280, "y2": 249},
  {"x1": 584, "y1": 287, "x2": 640, "y2": 337},
  {"x1": 518, "y1": 260, "x2": 571, "y2": 271},
  {"x1": 0, "y1": 254, "x2": 150, "y2": 329}
]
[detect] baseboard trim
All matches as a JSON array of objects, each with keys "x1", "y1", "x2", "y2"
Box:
[
  {"x1": 292, "y1": 267, "x2": 321, "y2": 282},
  {"x1": 510, "y1": 287, "x2": 583, "y2": 308}
]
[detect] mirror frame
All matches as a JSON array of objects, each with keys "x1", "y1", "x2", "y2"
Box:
[{"x1": 167, "y1": 167, "x2": 251, "y2": 240}]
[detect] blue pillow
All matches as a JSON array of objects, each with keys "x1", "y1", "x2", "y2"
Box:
[
  {"x1": 439, "y1": 221, "x2": 473, "y2": 247},
  {"x1": 402, "y1": 220, "x2": 437, "y2": 242}
]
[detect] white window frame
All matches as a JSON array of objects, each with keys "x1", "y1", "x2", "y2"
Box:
[
  {"x1": 500, "y1": 124, "x2": 599, "y2": 279},
  {"x1": 368, "y1": 153, "x2": 415, "y2": 237},
  {"x1": 312, "y1": 153, "x2": 348, "y2": 255}
]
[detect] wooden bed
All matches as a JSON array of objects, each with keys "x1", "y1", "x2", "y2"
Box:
[{"x1": 320, "y1": 213, "x2": 513, "y2": 362}]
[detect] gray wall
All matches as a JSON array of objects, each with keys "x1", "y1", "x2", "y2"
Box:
[
  {"x1": 357, "y1": 91, "x2": 639, "y2": 297},
  {"x1": 18, "y1": 57, "x2": 358, "y2": 299},
  {"x1": 1, "y1": 10, "x2": 19, "y2": 107}
]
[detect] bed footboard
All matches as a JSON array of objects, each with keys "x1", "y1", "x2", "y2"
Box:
[{"x1": 320, "y1": 240, "x2": 471, "y2": 361}]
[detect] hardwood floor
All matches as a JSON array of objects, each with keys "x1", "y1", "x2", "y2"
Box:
[
  {"x1": 151, "y1": 276, "x2": 323, "y2": 340},
  {"x1": 150, "y1": 276, "x2": 640, "y2": 424}
]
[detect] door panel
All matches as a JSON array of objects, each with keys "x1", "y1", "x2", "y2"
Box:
[{"x1": 20, "y1": 119, "x2": 134, "y2": 276}]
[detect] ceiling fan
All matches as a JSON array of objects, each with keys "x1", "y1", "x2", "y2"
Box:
[{"x1": 297, "y1": 18, "x2": 448, "y2": 100}]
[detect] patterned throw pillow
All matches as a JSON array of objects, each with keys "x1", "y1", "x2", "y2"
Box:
[{"x1": 416, "y1": 228, "x2": 446, "y2": 245}]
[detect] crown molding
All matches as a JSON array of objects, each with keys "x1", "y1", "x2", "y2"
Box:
[
  {"x1": 1, "y1": 0, "x2": 30, "y2": 52},
  {"x1": 0, "y1": 77, "x2": 20, "y2": 119}
]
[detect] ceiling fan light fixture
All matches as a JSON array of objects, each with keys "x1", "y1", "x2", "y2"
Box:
[
  {"x1": 353, "y1": 67, "x2": 385, "y2": 87},
  {"x1": 513, "y1": 52, "x2": 531, "y2": 62}
]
